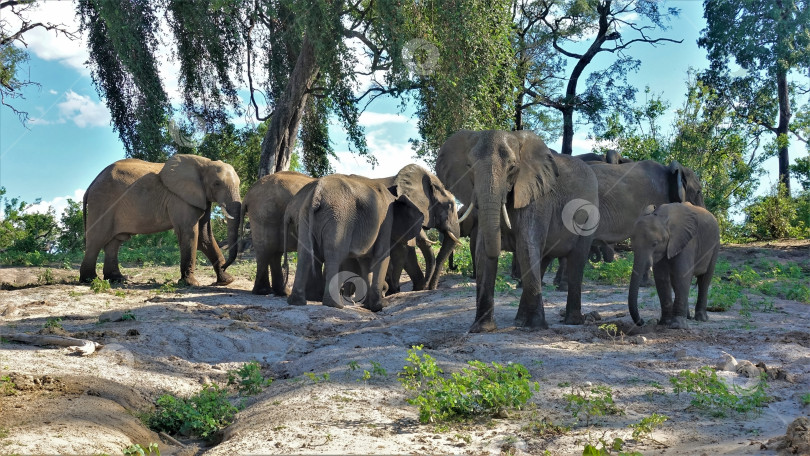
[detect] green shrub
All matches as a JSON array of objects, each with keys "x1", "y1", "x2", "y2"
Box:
[
  {"x1": 227, "y1": 361, "x2": 272, "y2": 396},
  {"x1": 629, "y1": 413, "x2": 668, "y2": 442},
  {"x1": 584, "y1": 255, "x2": 634, "y2": 285},
  {"x1": 563, "y1": 385, "x2": 623, "y2": 426},
  {"x1": 670, "y1": 366, "x2": 768, "y2": 417},
  {"x1": 452, "y1": 238, "x2": 474, "y2": 277},
  {"x1": 743, "y1": 184, "x2": 810, "y2": 240},
  {"x1": 91, "y1": 278, "x2": 111, "y2": 294},
  {"x1": 398, "y1": 345, "x2": 538, "y2": 423},
  {"x1": 122, "y1": 443, "x2": 160, "y2": 456},
  {"x1": 706, "y1": 281, "x2": 747, "y2": 312},
  {"x1": 148, "y1": 384, "x2": 238, "y2": 440}
]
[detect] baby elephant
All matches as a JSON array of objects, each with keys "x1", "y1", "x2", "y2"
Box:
[{"x1": 628, "y1": 202, "x2": 720, "y2": 328}]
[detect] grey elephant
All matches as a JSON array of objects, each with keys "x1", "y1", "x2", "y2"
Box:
[
  {"x1": 285, "y1": 173, "x2": 427, "y2": 311},
  {"x1": 550, "y1": 159, "x2": 705, "y2": 290},
  {"x1": 574, "y1": 149, "x2": 632, "y2": 164},
  {"x1": 243, "y1": 171, "x2": 316, "y2": 296},
  {"x1": 437, "y1": 129, "x2": 599, "y2": 332},
  {"x1": 628, "y1": 203, "x2": 720, "y2": 328},
  {"x1": 80, "y1": 154, "x2": 242, "y2": 286}
]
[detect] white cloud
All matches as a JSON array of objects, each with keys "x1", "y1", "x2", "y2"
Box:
[
  {"x1": 330, "y1": 130, "x2": 430, "y2": 177},
  {"x1": 57, "y1": 90, "x2": 110, "y2": 127},
  {"x1": 49, "y1": 89, "x2": 58, "y2": 95},
  {"x1": 358, "y1": 112, "x2": 412, "y2": 127},
  {"x1": 25, "y1": 189, "x2": 85, "y2": 219},
  {"x1": 7, "y1": 1, "x2": 89, "y2": 75}
]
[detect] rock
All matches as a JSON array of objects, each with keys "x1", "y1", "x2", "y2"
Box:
[
  {"x1": 776, "y1": 417, "x2": 810, "y2": 455},
  {"x1": 735, "y1": 360, "x2": 761, "y2": 378},
  {"x1": 585, "y1": 311, "x2": 602, "y2": 322},
  {"x1": 630, "y1": 336, "x2": 647, "y2": 345},
  {"x1": 755, "y1": 362, "x2": 796, "y2": 383},
  {"x1": 716, "y1": 352, "x2": 738, "y2": 371},
  {"x1": 674, "y1": 349, "x2": 688, "y2": 360},
  {"x1": 126, "y1": 329, "x2": 140, "y2": 337}
]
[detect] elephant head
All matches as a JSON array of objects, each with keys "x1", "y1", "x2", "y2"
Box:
[
  {"x1": 390, "y1": 194, "x2": 427, "y2": 246},
  {"x1": 437, "y1": 130, "x2": 557, "y2": 260},
  {"x1": 159, "y1": 154, "x2": 242, "y2": 268},
  {"x1": 392, "y1": 164, "x2": 461, "y2": 241},
  {"x1": 668, "y1": 161, "x2": 704, "y2": 207},
  {"x1": 628, "y1": 204, "x2": 699, "y2": 325}
]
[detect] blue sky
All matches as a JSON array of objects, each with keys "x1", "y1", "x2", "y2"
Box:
[{"x1": 1, "y1": 1, "x2": 807, "y2": 218}]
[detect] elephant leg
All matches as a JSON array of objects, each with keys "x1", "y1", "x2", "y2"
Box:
[
  {"x1": 694, "y1": 272, "x2": 711, "y2": 322},
  {"x1": 80, "y1": 236, "x2": 105, "y2": 283},
  {"x1": 555, "y1": 257, "x2": 569, "y2": 291},
  {"x1": 448, "y1": 251, "x2": 458, "y2": 271},
  {"x1": 321, "y1": 255, "x2": 345, "y2": 309},
  {"x1": 652, "y1": 261, "x2": 673, "y2": 326},
  {"x1": 386, "y1": 243, "x2": 406, "y2": 295},
  {"x1": 471, "y1": 235, "x2": 499, "y2": 333},
  {"x1": 404, "y1": 246, "x2": 426, "y2": 292},
  {"x1": 601, "y1": 243, "x2": 615, "y2": 263},
  {"x1": 197, "y1": 216, "x2": 234, "y2": 286},
  {"x1": 670, "y1": 260, "x2": 692, "y2": 329},
  {"x1": 288, "y1": 246, "x2": 313, "y2": 306},
  {"x1": 540, "y1": 256, "x2": 552, "y2": 283},
  {"x1": 252, "y1": 243, "x2": 273, "y2": 295},
  {"x1": 513, "y1": 235, "x2": 548, "y2": 330},
  {"x1": 306, "y1": 256, "x2": 325, "y2": 301},
  {"x1": 102, "y1": 237, "x2": 126, "y2": 282},
  {"x1": 270, "y1": 251, "x2": 292, "y2": 296},
  {"x1": 563, "y1": 238, "x2": 591, "y2": 325},
  {"x1": 641, "y1": 266, "x2": 654, "y2": 287},
  {"x1": 416, "y1": 234, "x2": 435, "y2": 288},
  {"x1": 175, "y1": 224, "x2": 201, "y2": 286},
  {"x1": 365, "y1": 245, "x2": 390, "y2": 312},
  {"x1": 511, "y1": 254, "x2": 522, "y2": 288}
]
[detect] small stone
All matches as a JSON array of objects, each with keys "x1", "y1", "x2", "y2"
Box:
[
  {"x1": 735, "y1": 360, "x2": 760, "y2": 378},
  {"x1": 674, "y1": 349, "x2": 688, "y2": 360},
  {"x1": 630, "y1": 336, "x2": 647, "y2": 345},
  {"x1": 716, "y1": 352, "x2": 738, "y2": 371},
  {"x1": 126, "y1": 329, "x2": 140, "y2": 337}
]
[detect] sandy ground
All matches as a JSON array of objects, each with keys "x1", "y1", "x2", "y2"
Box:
[{"x1": 1, "y1": 242, "x2": 809, "y2": 455}]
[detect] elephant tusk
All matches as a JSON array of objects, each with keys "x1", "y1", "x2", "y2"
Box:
[
  {"x1": 221, "y1": 202, "x2": 235, "y2": 220},
  {"x1": 458, "y1": 200, "x2": 475, "y2": 223},
  {"x1": 446, "y1": 231, "x2": 459, "y2": 243},
  {"x1": 502, "y1": 204, "x2": 512, "y2": 230}
]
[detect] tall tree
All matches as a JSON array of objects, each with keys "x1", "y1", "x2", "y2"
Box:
[
  {"x1": 513, "y1": 0, "x2": 681, "y2": 154},
  {"x1": 699, "y1": 0, "x2": 810, "y2": 194},
  {"x1": 1, "y1": 1, "x2": 77, "y2": 123}
]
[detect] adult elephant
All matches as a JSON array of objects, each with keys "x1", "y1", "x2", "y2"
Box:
[
  {"x1": 80, "y1": 155, "x2": 242, "y2": 286},
  {"x1": 286, "y1": 174, "x2": 427, "y2": 311},
  {"x1": 550, "y1": 159, "x2": 705, "y2": 290},
  {"x1": 436, "y1": 130, "x2": 599, "y2": 332},
  {"x1": 574, "y1": 149, "x2": 632, "y2": 164},
  {"x1": 242, "y1": 171, "x2": 314, "y2": 296}
]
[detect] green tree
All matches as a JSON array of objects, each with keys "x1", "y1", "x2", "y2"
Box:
[
  {"x1": 699, "y1": 0, "x2": 810, "y2": 195},
  {"x1": 0, "y1": 187, "x2": 58, "y2": 256},
  {"x1": 57, "y1": 198, "x2": 84, "y2": 253},
  {"x1": 1, "y1": 1, "x2": 77, "y2": 123},
  {"x1": 514, "y1": 0, "x2": 682, "y2": 154}
]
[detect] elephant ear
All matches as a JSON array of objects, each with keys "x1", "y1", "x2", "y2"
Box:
[
  {"x1": 513, "y1": 131, "x2": 558, "y2": 209},
  {"x1": 605, "y1": 149, "x2": 620, "y2": 164},
  {"x1": 159, "y1": 154, "x2": 208, "y2": 210},
  {"x1": 391, "y1": 195, "x2": 425, "y2": 244},
  {"x1": 666, "y1": 208, "x2": 698, "y2": 258},
  {"x1": 394, "y1": 164, "x2": 432, "y2": 226},
  {"x1": 668, "y1": 161, "x2": 687, "y2": 203}
]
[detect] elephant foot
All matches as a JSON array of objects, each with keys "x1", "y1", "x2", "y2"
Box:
[
  {"x1": 556, "y1": 282, "x2": 569, "y2": 292},
  {"x1": 214, "y1": 272, "x2": 235, "y2": 286},
  {"x1": 287, "y1": 294, "x2": 307, "y2": 306},
  {"x1": 469, "y1": 318, "x2": 497, "y2": 333},
  {"x1": 323, "y1": 298, "x2": 345, "y2": 309},
  {"x1": 563, "y1": 312, "x2": 585, "y2": 325},
  {"x1": 273, "y1": 286, "x2": 291, "y2": 297},
  {"x1": 693, "y1": 310, "x2": 709, "y2": 322},
  {"x1": 364, "y1": 300, "x2": 383, "y2": 312},
  {"x1": 252, "y1": 285, "x2": 272, "y2": 295},
  {"x1": 633, "y1": 317, "x2": 645, "y2": 326},
  {"x1": 79, "y1": 272, "x2": 97, "y2": 283},
  {"x1": 515, "y1": 314, "x2": 548, "y2": 330},
  {"x1": 668, "y1": 316, "x2": 689, "y2": 330},
  {"x1": 179, "y1": 275, "x2": 200, "y2": 287},
  {"x1": 105, "y1": 273, "x2": 127, "y2": 283}
]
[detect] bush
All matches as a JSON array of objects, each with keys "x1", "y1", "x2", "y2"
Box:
[
  {"x1": 148, "y1": 384, "x2": 238, "y2": 440},
  {"x1": 584, "y1": 254, "x2": 634, "y2": 285},
  {"x1": 670, "y1": 366, "x2": 768, "y2": 417},
  {"x1": 743, "y1": 184, "x2": 810, "y2": 240},
  {"x1": 398, "y1": 346, "x2": 538, "y2": 423}
]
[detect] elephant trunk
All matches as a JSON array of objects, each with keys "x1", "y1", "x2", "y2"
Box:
[
  {"x1": 628, "y1": 253, "x2": 650, "y2": 326},
  {"x1": 222, "y1": 201, "x2": 242, "y2": 270},
  {"x1": 480, "y1": 196, "x2": 502, "y2": 259}
]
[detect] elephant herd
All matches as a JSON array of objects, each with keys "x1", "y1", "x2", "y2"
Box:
[{"x1": 80, "y1": 129, "x2": 720, "y2": 332}]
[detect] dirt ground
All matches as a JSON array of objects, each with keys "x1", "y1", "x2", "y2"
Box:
[{"x1": 1, "y1": 241, "x2": 809, "y2": 455}]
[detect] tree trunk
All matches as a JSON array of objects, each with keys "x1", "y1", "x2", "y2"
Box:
[
  {"x1": 258, "y1": 35, "x2": 320, "y2": 178},
  {"x1": 776, "y1": 67, "x2": 791, "y2": 195}
]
